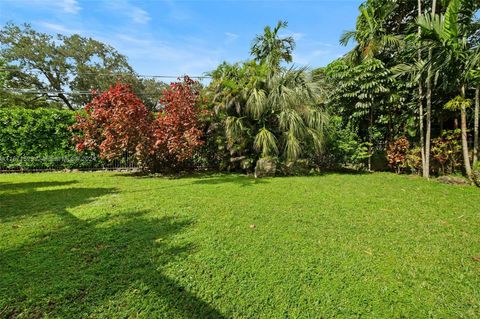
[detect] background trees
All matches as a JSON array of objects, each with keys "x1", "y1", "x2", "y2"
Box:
[
  {"x1": 0, "y1": 23, "x2": 137, "y2": 110},
  {"x1": 326, "y1": 0, "x2": 479, "y2": 181},
  {"x1": 0, "y1": 23, "x2": 170, "y2": 111},
  {"x1": 1, "y1": 3, "x2": 480, "y2": 179}
]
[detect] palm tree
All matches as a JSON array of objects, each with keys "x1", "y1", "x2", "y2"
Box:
[
  {"x1": 340, "y1": 1, "x2": 401, "y2": 62},
  {"x1": 340, "y1": 1, "x2": 403, "y2": 171},
  {"x1": 470, "y1": 48, "x2": 480, "y2": 165},
  {"x1": 250, "y1": 20, "x2": 295, "y2": 69},
  {"x1": 209, "y1": 61, "x2": 328, "y2": 165},
  {"x1": 475, "y1": 86, "x2": 479, "y2": 165},
  {"x1": 417, "y1": 0, "x2": 477, "y2": 180}
]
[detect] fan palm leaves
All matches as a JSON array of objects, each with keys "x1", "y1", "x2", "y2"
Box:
[{"x1": 208, "y1": 61, "x2": 328, "y2": 163}]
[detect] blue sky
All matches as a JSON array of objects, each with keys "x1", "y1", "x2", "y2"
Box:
[{"x1": 0, "y1": 0, "x2": 362, "y2": 77}]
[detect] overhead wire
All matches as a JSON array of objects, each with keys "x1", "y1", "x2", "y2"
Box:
[
  {"x1": 0, "y1": 66, "x2": 212, "y2": 96},
  {"x1": 0, "y1": 67, "x2": 212, "y2": 79}
]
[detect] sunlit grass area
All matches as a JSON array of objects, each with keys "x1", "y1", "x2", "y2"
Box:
[{"x1": 1, "y1": 172, "x2": 479, "y2": 318}]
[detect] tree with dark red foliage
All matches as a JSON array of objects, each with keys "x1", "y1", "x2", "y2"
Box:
[
  {"x1": 153, "y1": 76, "x2": 204, "y2": 169},
  {"x1": 73, "y1": 78, "x2": 204, "y2": 172},
  {"x1": 72, "y1": 83, "x2": 154, "y2": 167}
]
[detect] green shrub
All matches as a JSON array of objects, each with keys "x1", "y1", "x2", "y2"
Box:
[
  {"x1": 320, "y1": 116, "x2": 371, "y2": 168},
  {"x1": 0, "y1": 108, "x2": 101, "y2": 169}
]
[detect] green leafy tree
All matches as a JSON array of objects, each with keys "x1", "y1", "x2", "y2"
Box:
[
  {"x1": 325, "y1": 58, "x2": 394, "y2": 170},
  {"x1": 340, "y1": 1, "x2": 402, "y2": 62},
  {"x1": 0, "y1": 23, "x2": 137, "y2": 110}
]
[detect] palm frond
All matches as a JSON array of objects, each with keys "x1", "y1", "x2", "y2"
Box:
[
  {"x1": 444, "y1": 0, "x2": 460, "y2": 39},
  {"x1": 307, "y1": 127, "x2": 324, "y2": 154},
  {"x1": 340, "y1": 30, "x2": 357, "y2": 46},
  {"x1": 225, "y1": 116, "x2": 246, "y2": 143},
  {"x1": 254, "y1": 127, "x2": 278, "y2": 157},
  {"x1": 246, "y1": 87, "x2": 267, "y2": 119},
  {"x1": 283, "y1": 130, "x2": 301, "y2": 161}
]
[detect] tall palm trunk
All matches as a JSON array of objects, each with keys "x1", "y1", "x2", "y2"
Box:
[
  {"x1": 460, "y1": 85, "x2": 473, "y2": 179},
  {"x1": 368, "y1": 106, "x2": 373, "y2": 171},
  {"x1": 424, "y1": 0, "x2": 437, "y2": 178},
  {"x1": 417, "y1": 0, "x2": 426, "y2": 174},
  {"x1": 474, "y1": 86, "x2": 479, "y2": 165}
]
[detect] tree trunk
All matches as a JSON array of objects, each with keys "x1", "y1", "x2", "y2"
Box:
[
  {"x1": 424, "y1": 0, "x2": 437, "y2": 179},
  {"x1": 57, "y1": 93, "x2": 75, "y2": 111},
  {"x1": 417, "y1": 0, "x2": 426, "y2": 176},
  {"x1": 474, "y1": 86, "x2": 479, "y2": 165},
  {"x1": 425, "y1": 71, "x2": 431, "y2": 178},
  {"x1": 368, "y1": 106, "x2": 373, "y2": 171},
  {"x1": 460, "y1": 85, "x2": 473, "y2": 179}
]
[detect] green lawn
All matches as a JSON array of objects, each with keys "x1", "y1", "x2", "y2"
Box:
[{"x1": 1, "y1": 172, "x2": 479, "y2": 318}]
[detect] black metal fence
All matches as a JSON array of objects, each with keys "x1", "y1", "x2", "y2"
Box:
[{"x1": 0, "y1": 154, "x2": 139, "y2": 173}]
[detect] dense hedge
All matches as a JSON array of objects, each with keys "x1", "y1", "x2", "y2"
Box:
[{"x1": 0, "y1": 108, "x2": 103, "y2": 169}]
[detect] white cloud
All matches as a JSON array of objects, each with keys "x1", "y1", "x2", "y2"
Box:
[
  {"x1": 36, "y1": 21, "x2": 82, "y2": 34},
  {"x1": 131, "y1": 7, "x2": 151, "y2": 24},
  {"x1": 104, "y1": 0, "x2": 151, "y2": 24},
  {"x1": 224, "y1": 32, "x2": 239, "y2": 44},
  {"x1": 115, "y1": 34, "x2": 153, "y2": 45},
  {"x1": 4, "y1": 0, "x2": 81, "y2": 14},
  {"x1": 106, "y1": 33, "x2": 224, "y2": 76},
  {"x1": 60, "y1": 0, "x2": 81, "y2": 14}
]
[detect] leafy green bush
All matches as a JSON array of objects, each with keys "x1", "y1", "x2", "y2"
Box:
[
  {"x1": 0, "y1": 108, "x2": 101, "y2": 169},
  {"x1": 320, "y1": 116, "x2": 371, "y2": 168}
]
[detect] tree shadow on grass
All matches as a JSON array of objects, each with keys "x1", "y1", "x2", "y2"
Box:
[
  {"x1": 0, "y1": 181, "x2": 115, "y2": 223},
  {"x1": 0, "y1": 180, "x2": 78, "y2": 192},
  {"x1": 113, "y1": 171, "x2": 269, "y2": 188},
  {"x1": 0, "y1": 184, "x2": 225, "y2": 318}
]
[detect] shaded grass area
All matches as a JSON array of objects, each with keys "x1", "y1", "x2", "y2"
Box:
[{"x1": 0, "y1": 172, "x2": 479, "y2": 318}]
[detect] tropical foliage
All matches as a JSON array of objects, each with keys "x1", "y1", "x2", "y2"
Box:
[
  {"x1": 325, "y1": 0, "x2": 480, "y2": 182},
  {"x1": 1, "y1": 1, "x2": 479, "y2": 181}
]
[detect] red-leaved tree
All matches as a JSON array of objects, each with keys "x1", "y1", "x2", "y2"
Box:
[
  {"x1": 153, "y1": 76, "x2": 203, "y2": 166},
  {"x1": 73, "y1": 78, "x2": 204, "y2": 171},
  {"x1": 73, "y1": 83, "x2": 154, "y2": 166}
]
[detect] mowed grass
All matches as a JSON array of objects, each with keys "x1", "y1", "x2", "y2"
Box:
[{"x1": 1, "y1": 172, "x2": 479, "y2": 318}]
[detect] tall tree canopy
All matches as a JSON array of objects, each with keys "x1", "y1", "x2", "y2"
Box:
[{"x1": 0, "y1": 23, "x2": 137, "y2": 110}]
